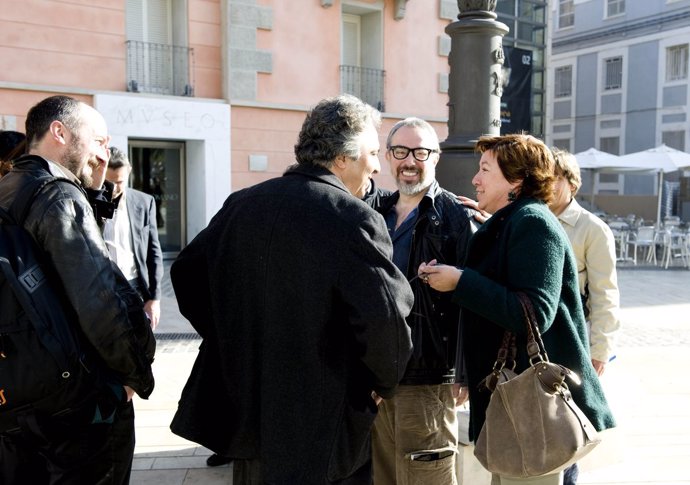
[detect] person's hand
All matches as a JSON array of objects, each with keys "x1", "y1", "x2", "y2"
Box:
[
  {"x1": 418, "y1": 260, "x2": 462, "y2": 292},
  {"x1": 592, "y1": 359, "x2": 606, "y2": 376},
  {"x1": 371, "y1": 391, "x2": 383, "y2": 406},
  {"x1": 124, "y1": 385, "x2": 135, "y2": 402},
  {"x1": 144, "y1": 299, "x2": 161, "y2": 330},
  {"x1": 457, "y1": 195, "x2": 491, "y2": 223},
  {"x1": 88, "y1": 148, "x2": 111, "y2": 190},
  {"x1": 452, "y1": 383, "x2": 469, "y2": 407}
]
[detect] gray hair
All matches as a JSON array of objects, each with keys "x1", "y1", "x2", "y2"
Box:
[
  {"x1": 386, "y1": 117, "x2": 440, "y2": 150},
  {"x1": 294, "y1": 94, "x2": 381, "y2": 169}
]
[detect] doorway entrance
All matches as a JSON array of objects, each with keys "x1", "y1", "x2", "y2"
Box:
[{"x1": 128, "y1": 140, "x2": 186, "y2": 258}]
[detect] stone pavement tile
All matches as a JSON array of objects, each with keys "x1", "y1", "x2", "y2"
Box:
[
  {"x1": 135, "y1": 445, "x2": 206, "y2": 459},
  {"x1": 130, "y1": 467, "x2": 233, "y2": 485},
  {"x1": 181, "y1": 466, "x2": 233, "y2": 484},
  {"x1": 130, "y1": 469, "x2": 187, "y2": 485},
  {"x1": 132, "y1": 457, "x2": 156, "y2": 470},
  {"x1": 152, "y1": 455, "x2": 211, "y2": 470}
]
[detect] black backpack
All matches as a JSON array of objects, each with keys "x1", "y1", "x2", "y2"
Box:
[{"x1": 0, "y1": 176, "x2": 95, "y2": 433}]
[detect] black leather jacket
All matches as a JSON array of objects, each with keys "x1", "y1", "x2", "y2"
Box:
[
  {"x1": 375, "y1": 181, "x2": 477, "y2": 385},
  {"x1": 0, "y1": 155, "x2": 154, "y2": 398}
]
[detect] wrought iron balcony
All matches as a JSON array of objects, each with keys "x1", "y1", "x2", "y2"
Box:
[
  {"x1": 126, "y1": 40, "x2": 195, "y2": 96},
  {"x1": 340, "y1": 65, "x2": 385, "y2": 111}
]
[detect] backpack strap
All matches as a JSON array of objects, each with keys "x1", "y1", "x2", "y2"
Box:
[{"x1": 1, "y1": 174, "x2": 84, "y2": 234}]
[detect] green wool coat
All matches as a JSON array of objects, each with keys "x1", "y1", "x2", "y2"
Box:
[{"x1": 452, "y1": 197, "x2": 616, "y2": 441}]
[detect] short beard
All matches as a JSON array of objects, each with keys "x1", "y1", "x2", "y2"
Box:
[
  {"x1": 395, "y1": 170, "x2": 434, "y2": 196},
  {"x1": 61, "y1": 135, "x2": 93, "y2": 188},
  {"x1": 78, "y1": 170, "x2": 94, "y2": 189}
]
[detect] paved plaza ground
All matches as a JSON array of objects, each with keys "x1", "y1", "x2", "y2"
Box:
[{"x1": 131, "y1": 264, "x2": 690, "y2": 485}]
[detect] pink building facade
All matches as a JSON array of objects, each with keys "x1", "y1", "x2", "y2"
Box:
[{"x1": 0, "y1": 0, "x2": 460, "y2": 252}]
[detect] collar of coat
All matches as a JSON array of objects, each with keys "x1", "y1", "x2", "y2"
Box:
[
  {"x1": 556, "y1": 197, "x2": 583, "y2": 229},
  {"x1": 13, "y1": 154, "x2": 82, "y2": 185},
  {"x1": 282, "y1": 163, "x2": 353, "y2": 194}
]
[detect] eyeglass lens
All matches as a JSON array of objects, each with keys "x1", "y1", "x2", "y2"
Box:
[{"x1": 390, "y1": 146, "x2": 436, "y2": 162}]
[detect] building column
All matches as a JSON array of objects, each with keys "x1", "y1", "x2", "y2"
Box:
[{"x1": 437, "y1": 0, "x2": 509, "y2": 198}]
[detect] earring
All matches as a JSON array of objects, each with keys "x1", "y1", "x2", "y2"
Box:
[{"x1": 508, "y1": 191, "x2": 517, "y2": 202}]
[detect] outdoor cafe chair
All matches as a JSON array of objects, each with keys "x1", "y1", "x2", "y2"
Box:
[
  {"x1": 608, "y1": 221, "x2": 631, "y2": 261},
  {"x1": 660, "y1": 229, "x2": 689, "y2": 269},
  {"x1": 627, "y1": 226, "x2": 658, "y2": 265}
]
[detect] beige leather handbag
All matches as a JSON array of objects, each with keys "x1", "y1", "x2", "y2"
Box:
[{"x1": 474, "y1": 293, "x2": 601, "y2": 478}]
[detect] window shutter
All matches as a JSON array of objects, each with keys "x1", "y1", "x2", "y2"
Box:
[{"x1": 126, "y1": 0, "x2": 144, "y2": 42}]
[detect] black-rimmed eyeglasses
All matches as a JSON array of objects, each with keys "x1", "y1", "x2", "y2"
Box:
[{"x1": 388, "y1": 145, "x2": 439, "y2": 162}]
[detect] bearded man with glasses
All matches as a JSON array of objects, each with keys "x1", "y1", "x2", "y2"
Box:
[{"x1": 369, "y1": 117, "x2": 477, "y2": 485}]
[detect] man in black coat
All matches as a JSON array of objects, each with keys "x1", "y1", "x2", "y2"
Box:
[{"x1": 170, "y1": 94, "x2": 414, "y2": 485}]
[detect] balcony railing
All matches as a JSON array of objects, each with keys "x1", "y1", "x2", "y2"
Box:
[
  {"x1": 340, "y1": 65, "x2": 385, "y2": 111},
  {"x1": 126, "y1": 40, "x2": 195, "y2": 96}
]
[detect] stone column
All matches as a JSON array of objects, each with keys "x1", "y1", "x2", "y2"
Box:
[{"x1": 436, "y1": 0, "x2": 509, "y2": 197}]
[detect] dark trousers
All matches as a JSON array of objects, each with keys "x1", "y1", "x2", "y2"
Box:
[
  {"x1": 563, "y1": 463, "x2": 579, "y2": 485},
  {"x1": 0, "y1": 388, "x2": 135, "y2": 485}
]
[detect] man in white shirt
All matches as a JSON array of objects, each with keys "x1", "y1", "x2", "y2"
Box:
[{"x1": 105, "y1": 147, "x2": 164, "y2": 329}]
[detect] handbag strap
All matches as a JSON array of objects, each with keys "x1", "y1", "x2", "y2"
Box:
[
  {"x1": 490, "y1": 292, "x2": 549, "y2": 371},
  {"x1": 517, "y1": 292, "x2": 583, "y2": 391},
  {"x1": 482, "y1": 292, "x2": 580, "y2": 394},
  {"x1": 481, "y1": 324, "x2": 518, "y2": 392},
  {"x1": 516, "y1": 292, "x2": 550, "y2": 365}
]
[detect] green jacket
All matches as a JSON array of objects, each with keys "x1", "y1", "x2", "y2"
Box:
[{"x1": 452, "y1": 197, "x2": 616, "y2": 441}]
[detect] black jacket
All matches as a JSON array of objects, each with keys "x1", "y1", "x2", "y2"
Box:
[
  {"x1": 170, "y1": 164, "x2": 413, "y2": 484},
  {"x1": 0, "y1": 155, "x2": 154, "y2": 398},
  {"x1": 375, "y1": 181, "x2": 476, "y2": 385}
]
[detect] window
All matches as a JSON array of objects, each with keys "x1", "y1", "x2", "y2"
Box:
[
  {"x1": 600, "y1": 136, "x2": 620, "y2": 155},
  {"x1": 606, "y1": 0, "x2": 625, "y2": 17},
  {"x1": 553, "y1": 139, "x2": 571, "y2": 151},
  {"x1": 596, "y1": 172, "x2": 622, "y2": 196},
  {"x1": 555, "y1": 66, "x2": 572, "y2": 98},
  {"x1": 604, "y1": 57, "x2": 623, "y2": 90},
  {"x1": 341, "y1": 7, "x2": 384, "y2": 110},
  {"x1": 666, "y1": 44, "x2": 689, "y2": 82},
  {"x1": 125, "y1": 0, "x2": 193, "y2": 96},
  {"x1": 663, "y1": 131, "x2": 685, "y2": 151},
  {"x1": 558, "y1": 0, "x2": 574, "y2": 29}
]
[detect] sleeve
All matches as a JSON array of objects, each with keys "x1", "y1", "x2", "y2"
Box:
[
  {"x1": 338, "y1": 212, "x2": 414, "y2": 399},
  {"x1": 455, "y1": 207, "x2": 478, "y2": 267},
  {"x1": 453, "y1": 212, "x2": 568, "y2": 335},
  {"x1": 170, "y1": 225, "x2": 213, "y2": 338},
  {"x1": 145, "y1": 194, "x2": 164, "y2": 300},
  {"x1": 584, "y1": 221, "x2": 621, "y2": 362},
  {"x1": 169, "y1": 195, "x2": 234, "y2": 338},
  {"x1": 31, "y1": 184, "x2": 154, "y2": 397}
]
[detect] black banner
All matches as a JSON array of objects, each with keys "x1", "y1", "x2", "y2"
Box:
[{"x1": 500, "y1": 47, "x2": 533, "y2": 135}]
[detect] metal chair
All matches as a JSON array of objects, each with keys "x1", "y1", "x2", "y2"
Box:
[
  {"x1": 608, "y1": 221, "x2": 630, "y2": 261},
  {"x1": 627, "y1": 226, "x2": 657, "y2": 265},
  {"x1": 661, "y1": 229, "x2": 689, "y2": 269}
]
